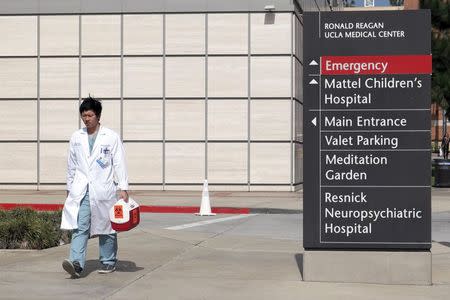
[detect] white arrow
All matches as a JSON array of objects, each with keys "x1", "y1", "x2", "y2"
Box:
[
  {"x1": 309, "y1": 79, "x2": 318, "y2": 85},
  {"x1": 311, "y1": 117, "x2": 317, "y2": 126},
  {"x1": 309, "y1": 60, "x2": 318, "y2": 66}
]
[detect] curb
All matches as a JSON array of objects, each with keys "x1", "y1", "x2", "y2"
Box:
[
  {"x1": 0, "y1": 203, "x2": 250, "y2": 214},
  {"x1": 0, "y1": 203, "x2": 301, "y2": 214},
  {"x1": 250, "y1": 208, "x2": 302, "y2": 214}
]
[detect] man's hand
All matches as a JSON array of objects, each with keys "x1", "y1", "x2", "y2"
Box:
[{"x1": 119, "y1": 190, "x2": 129, "y2": 203}]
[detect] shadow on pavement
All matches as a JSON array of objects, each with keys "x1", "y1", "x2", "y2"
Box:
[
  {"x1": 295, "y1": 253, "x2": 304, "y2": 280},
  {"x1": 437, "y1": 241, "x2": 450, "y2": 248},
  {"x1": 78, "y1": 260, "x2": 144, "y2": 278}
]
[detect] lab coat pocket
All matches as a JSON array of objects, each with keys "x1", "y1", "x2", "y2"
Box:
[
  {"x1": 96, "y1": 181, "x2": 117, "y2": 202},
  {"x1": 69, "y1": 171, "x2": 88, "y2": 199}
]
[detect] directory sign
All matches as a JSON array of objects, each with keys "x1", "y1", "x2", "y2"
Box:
[{"x1": 303, "y1": 10, "x2": 431, "y2": 249}]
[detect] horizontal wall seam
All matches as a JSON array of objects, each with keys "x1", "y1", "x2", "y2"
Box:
[
  {"x1": 0, "y1": 97, "x2": 297, "y2": 101},
  {"x1": 0, "y1": 182, "x2": 298, "y2": 186},
  {"x1": 0, "y1": 140, "x2": 303, "y2": 143},
  {"x1": 0, "y1": 53, "x2": 294, "y2": 58},
  {"x1": 0, "y1": 11, "x2": 296, "y2": 17}
]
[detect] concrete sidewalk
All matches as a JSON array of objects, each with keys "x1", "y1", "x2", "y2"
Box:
[
  {"x1": 0, "y1": 188, "x2": 449, "y2": 299},
  {"x1": 1, "y1": 229, "x2": 450, "y2": 300}
]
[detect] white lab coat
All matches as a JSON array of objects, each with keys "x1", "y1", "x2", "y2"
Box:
[{"x1": 60, "y1": 126, "x2": 128, "y2": 235}]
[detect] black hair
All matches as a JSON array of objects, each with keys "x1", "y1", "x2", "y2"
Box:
[{"x1": 79, "y1": 96, "x2": 102, "y2": 117}]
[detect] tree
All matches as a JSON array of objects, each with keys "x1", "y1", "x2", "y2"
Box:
[
  {"x1": 390, "y1": 0, "x2": 405, "y2": 6},
  {"x1": 421, "y1": 0, "x2": 450, "y2": 114},
  {"x1": 344, "y1": 0, "x2": 356, "y2": 6}
]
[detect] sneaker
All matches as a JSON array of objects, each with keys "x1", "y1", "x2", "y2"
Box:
[
  {"x1": 98, "y1": 264, "x2": 116, "y2": 274},
  {"x1": 62, "y1": 259, "x2": 82, "y2": 278}
]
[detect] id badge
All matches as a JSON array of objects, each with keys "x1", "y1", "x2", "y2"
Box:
[
  {"x1": 96, "y1": 155, "x2": 110, "y2": 168},
  {"x1": 97, "y1": 147, "x2": 111, "y2": 168}
]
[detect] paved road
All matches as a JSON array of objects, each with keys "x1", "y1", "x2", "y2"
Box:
[
  {"x1": 138, "y1": 212, "x2": 450, "y2": 244},
  {"x1": 433, "y1": 211, "x2": 450, "y2": 243},
  {"x1": 1, "y1": 212, "x2": 450, "y2": 299}
]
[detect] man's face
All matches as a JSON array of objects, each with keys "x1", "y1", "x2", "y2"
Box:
[{"x1": 81, "y1": 110, "x2": 100, "y2": 130}]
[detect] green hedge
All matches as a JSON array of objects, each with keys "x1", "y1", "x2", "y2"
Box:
[{"x1": 0, "y1": 208, "x2": 71, "y2": 250}]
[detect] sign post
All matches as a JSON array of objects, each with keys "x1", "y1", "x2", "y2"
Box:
[{"x1": 303, "y1": 10, "x2": 432, "y2": 284}]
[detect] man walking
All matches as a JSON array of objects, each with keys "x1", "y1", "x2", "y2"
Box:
[{"x1": 61, "y1": 97, "x2": 129, "y2": 278}]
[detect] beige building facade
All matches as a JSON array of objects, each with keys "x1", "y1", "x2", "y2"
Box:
[{"x1": 0, "y1": 0, "x2": 331, "y2": 191}]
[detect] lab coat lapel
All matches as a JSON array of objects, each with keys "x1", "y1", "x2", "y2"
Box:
[
  {"x1": 79, "y1": 128, "x2": 91, "y2": 164},
  {"x1": 81, "y1": 126, "x2": 104, "y2": 167},
  {"x1": 89, "y1": 126, "x2": 105, "y2": 166}
]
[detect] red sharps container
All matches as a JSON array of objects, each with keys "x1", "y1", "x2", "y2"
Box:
[{"x1": 109, "y1": 198, "x2": 140, "y2": 232}]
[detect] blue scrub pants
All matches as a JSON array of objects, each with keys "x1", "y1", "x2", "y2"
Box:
[{"x1": 69, "y1": 193, "x2": 117, "y2": 269}]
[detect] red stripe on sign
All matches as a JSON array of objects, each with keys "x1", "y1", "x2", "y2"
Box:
[{"x1": 321, "y1": 55, "x2": 432, "y2": 75}]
